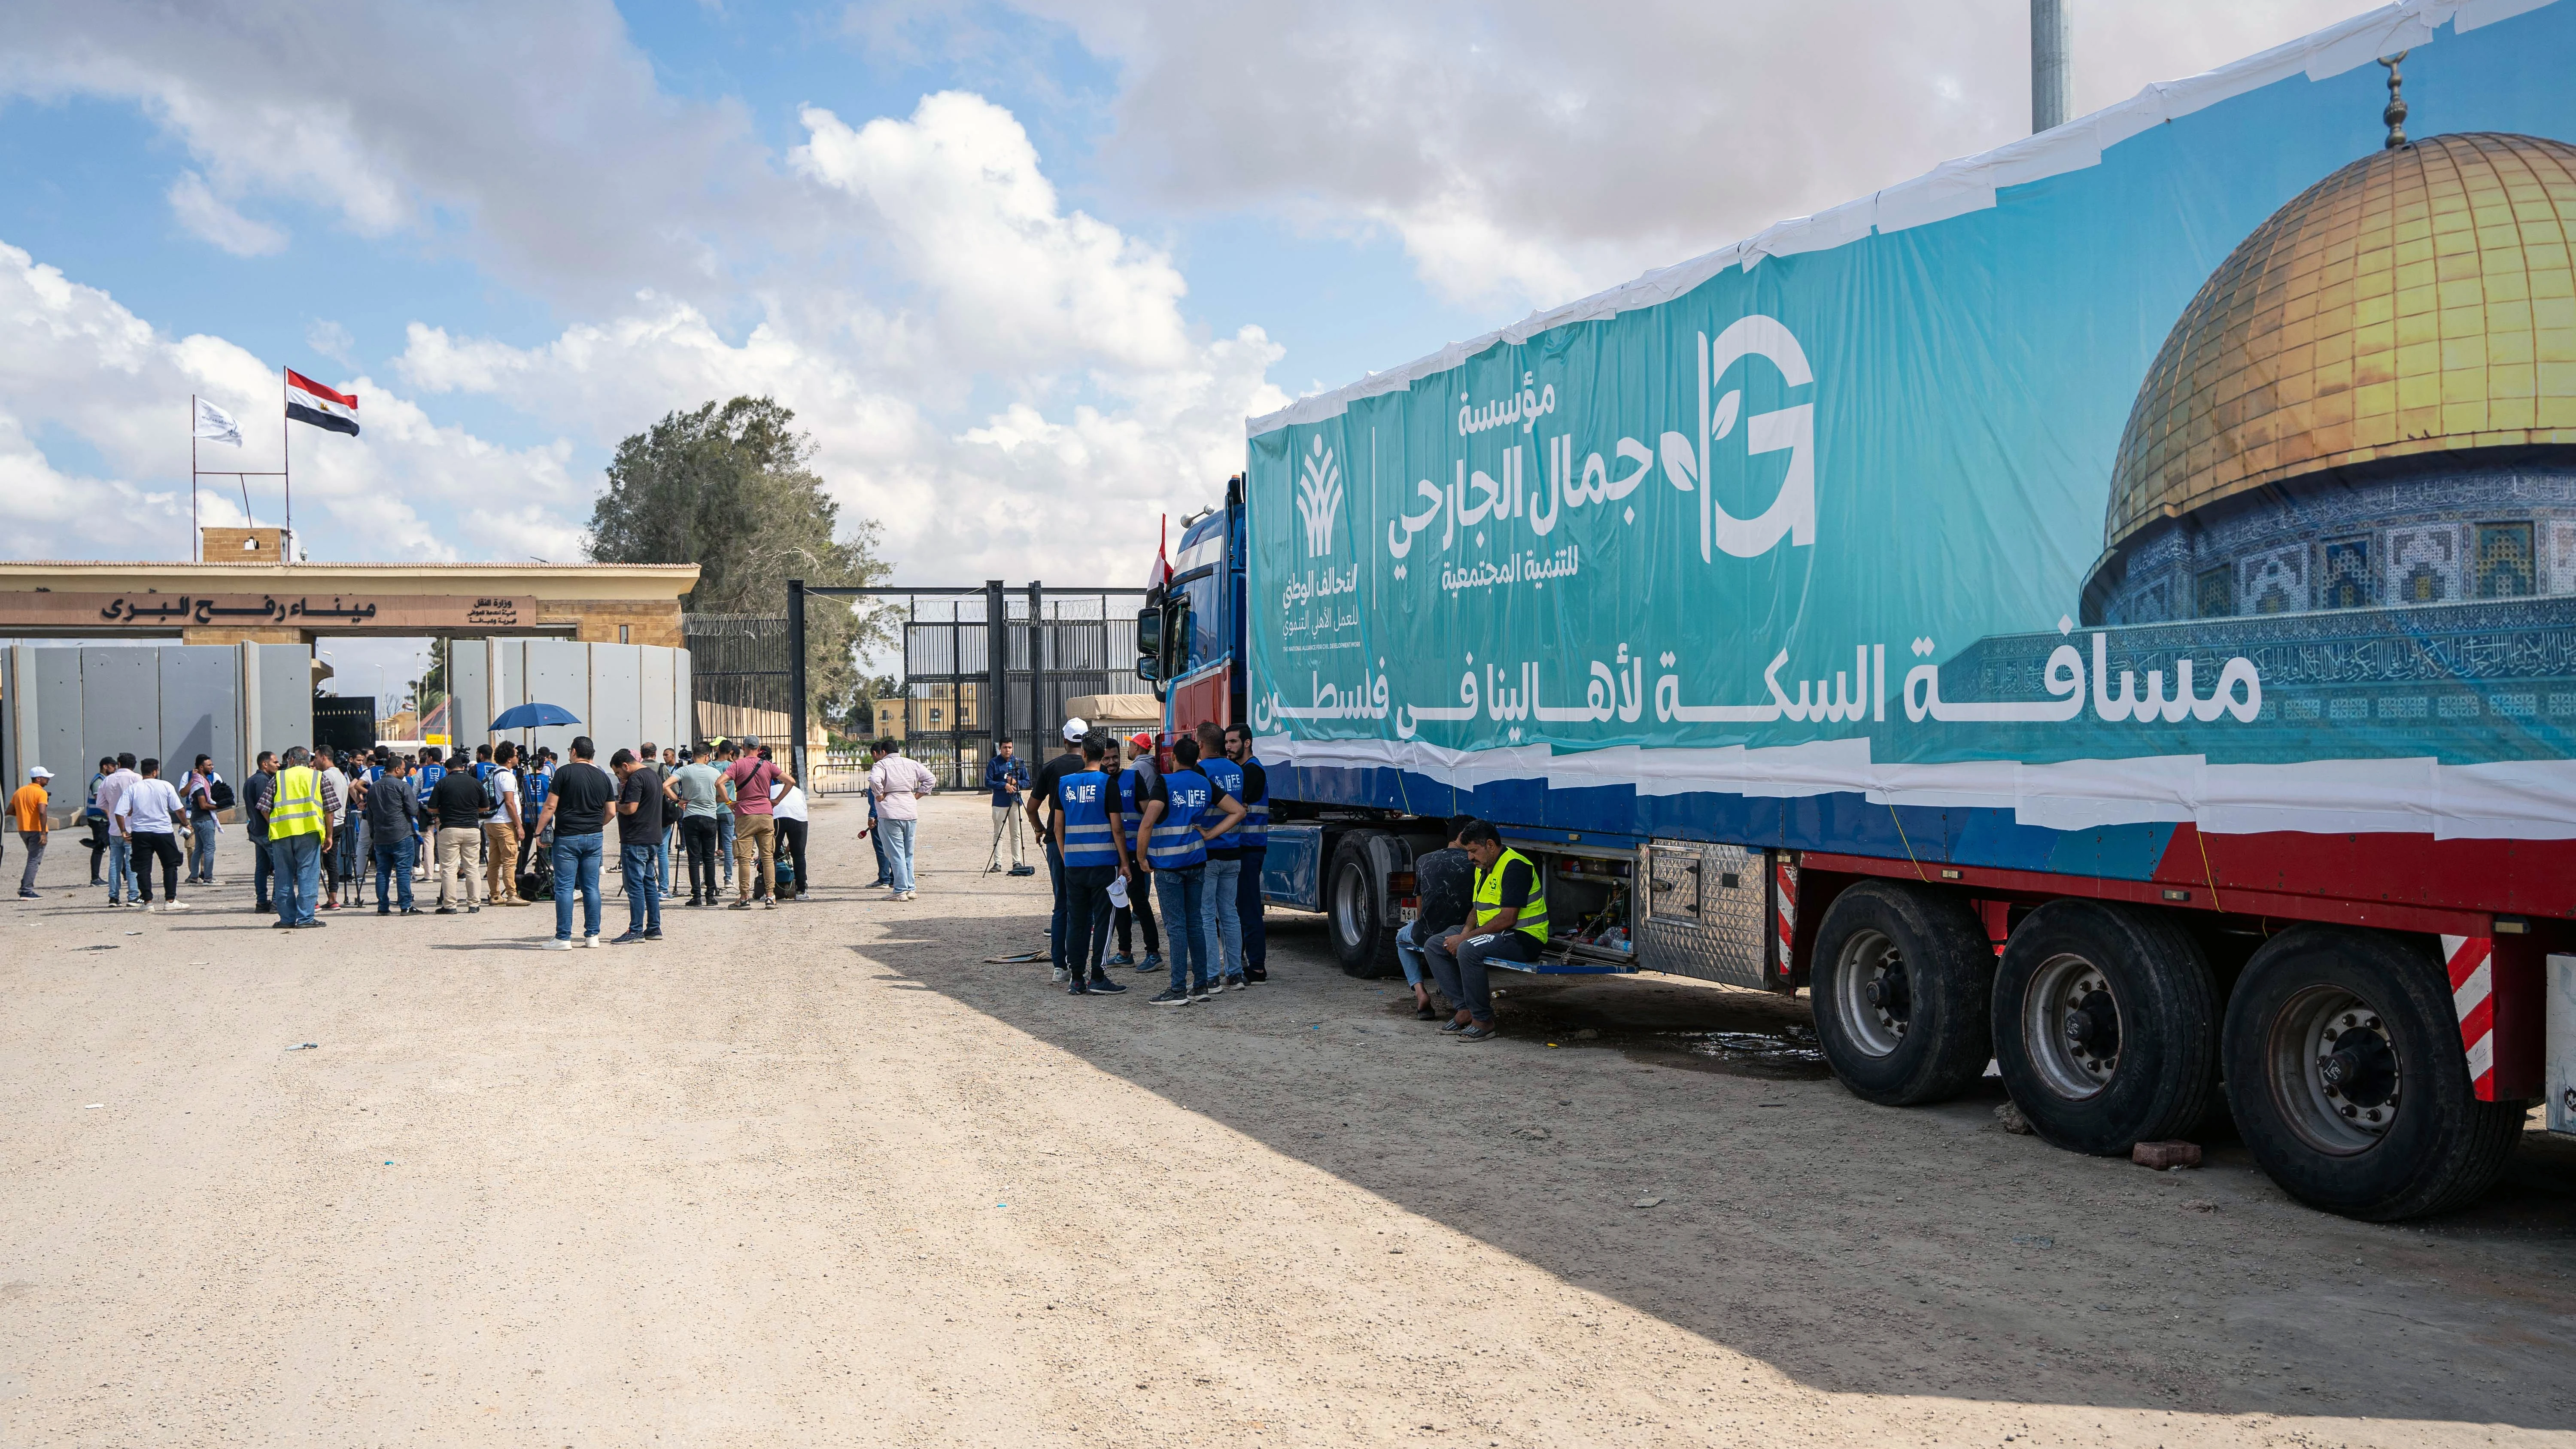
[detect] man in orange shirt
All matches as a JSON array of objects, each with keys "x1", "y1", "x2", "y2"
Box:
[{"x1": 10, "y1": 765, "x2": 52, "y2": 899}]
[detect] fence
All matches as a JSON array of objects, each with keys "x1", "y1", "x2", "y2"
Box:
[
  {"x1": 891, "y1": 589, "x2": 1140, "y2": 788},
  {"x1": 684, "y1": 614, "x2": 794, "y2": 747}
]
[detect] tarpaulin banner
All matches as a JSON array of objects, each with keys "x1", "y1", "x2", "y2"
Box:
[{"x1": 1245, "y1": 0, "x2": 2576, "y2": 839}]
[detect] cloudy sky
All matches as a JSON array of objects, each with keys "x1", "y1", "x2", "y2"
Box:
[{"x1": 0, "y1": 0, "x2": 2368, "y2": 593}]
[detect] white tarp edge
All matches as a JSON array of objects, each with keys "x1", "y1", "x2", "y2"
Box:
[
  {"x1": 1249, "y1": 0, "x2": 2533, "y2": 437},
  {"x1": 1251, "y1": 733, "x2": 2576, "y2": 842}
]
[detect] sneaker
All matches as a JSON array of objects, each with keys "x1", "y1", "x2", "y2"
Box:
[
  {"x1": 1067, "y1": 978, "x2": 1090, "y2": 995},
  {"x1": 435, "y1": 906, "x2": 457, "y2": 915},
  {"x1": 763, "y1": 899, "x2": 776, "y2": 910},
  {"x1": 253, "y1": 901, "x2": 272, "y2": 913},
  {"x1": 1227, "y1": 975, "x2": 1247, "y2": 991},
  {"x1": 898, "y1": 890, "x2": 917, "y2": 901},
  {"x1": 271, "y1": 920, "x2": 295, "y2": 929},
  {"x1": 1148, "y1": 987, "x2": 1193, "y2": 1006},
  {"x1": 1457, "y1": 1023, "x2": 1499, "y2": 1042},
  {"x1": 1245, "y1": 965, "x2": 1268, "y2": 983},
  {"x1": 399, "y1": 906, "x2": 423, "y2": 916},
  {"x1": 1438, "y1": 1017, "x2": 1471, "y2": 1034},
  {"x1": 609, "y1": 930, "x2": 646, "y2": 944},
  {"x1": 728, "y1": 899, "x2": 752, "y2": 910},
  {"x1": 1107, "y1": 952, "x2": 1135, "y2": 967},
  {"x1": 19, "y1": 890, "x2": 39, "y2": 899},
  {"x1": 581, "y1": 934, "x2": 602, "y2": 948},
  {"x1": 544, "y1": 938, "x2": 574, "y2": 951},
  {"x1": 295, "y1": 920, "x2": 328, "y2": 929},
  {"x1": 378, "y1": 907, "x2": 392, "y2": 917},
  {"x1": 1191, "y1": 983, "x2": 1217, "y2": 1002},
  {"x1": 467, "y1": 905, "x2": 481, "y2": 914},
  {"x1": 1086, "y1": 974, "x2": 1128, "y2": 994},
  {"x1": 162, "y1": 899, "x2": 190, "y2": 912},
  {"x1": 1007, "y1": 864, "x2": 1036, "y2": 877},
  {"x1": 1139, "y1": 952, "x2": 1163, "y2": 972},
  {"x1": 643, "y1": 929, "x2": 663, "y2": 941},
  {"x1": 1052, "y1": 966, "x2": 1069, "y2": 985}
]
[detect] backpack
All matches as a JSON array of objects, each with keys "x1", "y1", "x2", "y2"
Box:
[
  {"x1": 209, "y1": 778, "x2": 237, "y2": 811},
  {"x1": 480, "y1": 771, "x2": 505, "y2": 814}
]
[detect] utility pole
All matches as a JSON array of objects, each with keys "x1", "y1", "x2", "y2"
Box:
[{"x1": 2032, "y1": 0, "x2": 2070, "y2": 134}]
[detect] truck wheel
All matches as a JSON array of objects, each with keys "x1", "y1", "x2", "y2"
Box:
[
  {"x1": 2222, "y1": 926, "x2": 2524, "y2": 1220},
  {"x1": 1991, "y1": 900, "x2": 2216, "y2": 1155},
  {"x1": 1810, "y1": 881, "x2": 1993, "y2": 1106},
  {"x1": 1326, "y1": 830, "x2": 1399, "y2": 978}
]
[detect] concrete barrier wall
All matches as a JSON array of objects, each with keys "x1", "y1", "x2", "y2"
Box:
[
  {"x1": 0, "y1": 642, "x2": 308, "y2": 813},
  {"x1": 451, "y1": 639, "x2": 691, "y2": 759}
]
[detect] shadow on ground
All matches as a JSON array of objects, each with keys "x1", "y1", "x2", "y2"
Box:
[{"x1": 864, "y1": 895, "x2": 2576, "y2": 1431}]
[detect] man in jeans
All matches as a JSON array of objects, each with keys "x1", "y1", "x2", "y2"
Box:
[
  {"x1": 181, "y1": 754, "x2": 223, "y2": 885},
  {"x1": 720, "y1": 735, "x2": 781, "y2": 908},
  {"x1": 96, "y1": 753, "x2": 138, "y2": 907},
  {"x1": 1392, "y1": 816, "x2": 1478, "y2": 1019},
  {"x1": 11, "y1": 765, "x2": 52, "y2": 899},
  {"x1": 242, "y1": 751, "x2": 276, "y2": 912},
  {"x1": 428, "y1": 750, "x2": 485, "y2": 914},
  {"x1": 264, "y1": 746, "x2": 336, "y2": 929},
  {"x1": 867, "y1": 737, "x2": 937, "y2": 902},
  {"x1": 670, "y1": 742, "x2": 725, "y2": 905},
  {"x1": 536, "y1": 735, "x2": 616, "y2": 948},
  {"x1": 609, "y1": 747, "x2": 665, "y2": 943},
  {"x1": 1193, "y1": 722, "x2": 1254, "y2": 990},
  {"x1": 361, "y1": 754, "x2": 422, "y2": 914},
  {"x1": 1136, "y1": 736, "x2": 1239, "y2": 1005}
]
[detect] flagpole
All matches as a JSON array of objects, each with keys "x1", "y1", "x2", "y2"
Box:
[
  {"x1": 191, "y1": 394, "x2": 200, "y2": 562},
  {"x1": 280, "y1": 366, "x2": 292, "y2": 562}
]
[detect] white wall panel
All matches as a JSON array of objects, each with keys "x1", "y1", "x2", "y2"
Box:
[
  {"x1": 588, "y1": 643, "x2": 642, "y2": 758},
  {"x1": 524, "y1": 641, "x2": 589, "y2": 758},
  {"x1": 638, "y1": 647, "x2": 674, "y2": 753}
]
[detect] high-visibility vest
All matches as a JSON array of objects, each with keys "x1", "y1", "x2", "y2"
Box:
[
  {"x1": 268, "y1": 765, "x2": 327, "y2": 838},
  {"x1": 1201, "y1": 756, "x2": 1246, "y2": 850},
  {"x1": 1471, "y1": 846, "x2": 1549, "y2": 944},
  {"x1": 1147, "y1": 768, "x2": 1212, "y2": 869},
  {"x1": 1054, "y1": 769, "x2": 1118, "y2": 867},
  {"x1": 1236, "y1": 758, "x2": 1269, "y2": 850},
  {"x1": 1117, "y1": 767, "x2": 1147, "y2": 842}
]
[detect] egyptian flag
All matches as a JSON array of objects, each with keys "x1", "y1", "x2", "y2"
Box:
[{"x1": 285, "y1": 369, "x2": 359, "y2": 436}]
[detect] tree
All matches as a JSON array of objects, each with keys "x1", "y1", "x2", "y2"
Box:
[{"x1": 586, "y1": 397, "x2": 895, "y2": 723}]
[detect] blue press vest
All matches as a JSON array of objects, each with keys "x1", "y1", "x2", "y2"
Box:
[
  {"x1": 1148, "y1": 768, "x2": 1212, "y2": 869},
  {"x1": 1117, "y1": 767, "x2": 1146, "y2": 841},
  {"x1": 1055, "y1": 769, "x2": 1118, "y2": 867},
  {"x1": 1200, "y1": 756, "x2": 1246, "y2": 852},
  {"x1": 1236, "y1": 758, "x2": 1269, "y2": 850},
  {"x1": 416, "y1": 763, "x2": 444, "y2": 805}
]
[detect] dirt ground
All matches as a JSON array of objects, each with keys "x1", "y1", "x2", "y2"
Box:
[{"x1": 4, "y1": 792, "x2": 2574, "y2": 1447}]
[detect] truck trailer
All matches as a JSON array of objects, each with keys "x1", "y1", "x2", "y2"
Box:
[{"x1": 1137, "y1": 0, "x2": 2576, "y2": 1220}]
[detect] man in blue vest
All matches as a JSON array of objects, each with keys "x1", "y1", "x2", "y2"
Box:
[
  {"x1": 1048, "y1": 735, "x2": 1130, "y2": 996},
  {"x1": 1106, "y1": 734, "x2": 1162, "y2": 974},
  {"x1": 1195, "y1": 722, "x2": 1255, "y2": 990},
  {"x1": 1136, "y1": 734, "x2": 1242, "y2": 1005},
  {"x1": 1222, "y1": 722, "x2": 1271, "y2": 982}
]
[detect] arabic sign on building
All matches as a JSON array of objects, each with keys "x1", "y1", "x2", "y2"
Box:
[{"x1": 3, "y1": 594, "x2": 535, "y2": 631}]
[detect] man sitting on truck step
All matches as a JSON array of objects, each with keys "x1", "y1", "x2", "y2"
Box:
[
  {"x1": 1425, "y1": 821, "x2": 1548, "y2": 1042},
  {"x1": 1393, "y1": 816, "x2": 1479, "y2": 1020}
]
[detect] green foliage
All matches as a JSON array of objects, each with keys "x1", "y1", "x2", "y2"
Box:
[{"x1": 586, "y1": 396, "x2": 894, "y2": 720}]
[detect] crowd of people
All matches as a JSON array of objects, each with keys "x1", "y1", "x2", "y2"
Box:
[{"x1": 23, "y1": 732, "x2": 848, "y2": 946}]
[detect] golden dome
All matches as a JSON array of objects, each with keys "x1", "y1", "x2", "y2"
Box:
[{"x1": 2104, "y1": 131, "x2": 2576, "y2": 550}]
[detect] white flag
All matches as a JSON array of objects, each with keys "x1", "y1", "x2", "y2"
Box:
[{"x1": 192, "y1": 396, "x2": 243, "y2": 447}]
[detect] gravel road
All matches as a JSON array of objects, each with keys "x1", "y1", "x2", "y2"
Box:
[{"x1": 4, "y1": 793, "x2": 2573, "y2": 1446}]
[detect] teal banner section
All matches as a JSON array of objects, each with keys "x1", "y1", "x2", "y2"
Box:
[{"x1": 1247, "y1": 5, "x2": 2576, "y2": 784}]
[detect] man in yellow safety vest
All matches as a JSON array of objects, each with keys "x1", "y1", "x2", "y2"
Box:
[
  {"x1": 265, "y1": 744, "x2": 336, "y2": 929},
  {"x1": 1425, "y1": 819, "x2": 1549, "y2": 1042}
]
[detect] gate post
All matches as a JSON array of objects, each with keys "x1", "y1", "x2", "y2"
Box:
[
  {"x1": 984, "y1": 578, "x2": 1008, "y2": 763},
  {"x1": 787, "y1": 579, "x2": 808, "y2": 791}
]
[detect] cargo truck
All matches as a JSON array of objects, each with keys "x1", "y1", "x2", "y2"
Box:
[{"x1": 1135, "y1": 0, "x2": 2576, "y2": 1219}]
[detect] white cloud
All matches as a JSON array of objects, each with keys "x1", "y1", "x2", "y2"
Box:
[
  {"x1": 0, "y1": 240, "x2": 583, "y2": 564},
  {"x1": 305, "y1": 319, "x2": 355, "y2": 367},
  {"x1": 1027, "y1": 0, "x2": 2375, "y2": 309},
  {"x1": 165, "y1": 170, "x2": 286, "y2": 257}
]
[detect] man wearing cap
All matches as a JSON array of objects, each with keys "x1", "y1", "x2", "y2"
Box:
[
  {"x1": 10, "y1": 766, "x2": 52, "y2": 899},
  {"x1": 1025, "y1": 716, "x2": 1094, "y2": 983}
]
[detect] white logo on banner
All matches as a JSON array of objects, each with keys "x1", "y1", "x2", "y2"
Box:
[
  {"x1": 1660, "y1": 316, "x2": 1815, "y2": 562},
  {"x1": 1297, "y1": 434, "x2": 1343, "y2": 557}
]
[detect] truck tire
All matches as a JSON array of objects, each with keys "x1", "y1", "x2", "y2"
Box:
[
  {"x1": 1990, "y1": 900, "x2": 2216, "y2": 1155},
  {"x1": 1326, "y1": 830, "x2": 1400, "y2": 978},
  {"x1": 1810, "y1": 881, "x2": 1993, "y2": 1106},
  {"x1": 2221, "y1": 926, "x2": 2524, "y2": 1221}
]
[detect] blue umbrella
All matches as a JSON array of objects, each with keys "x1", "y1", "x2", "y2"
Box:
[{"x1": 488, "y1": 701, "x2": 583, "y2": 730}]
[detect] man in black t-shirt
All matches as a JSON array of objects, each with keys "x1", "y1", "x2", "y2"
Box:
[
  {"x1": 428, "y1": 752, "x2": 488, "y2": 913},
  {"x1": 610, "y1": 747, "x2": 665, "y2": 943},
  {"x1": 535, "y1": 735, "x2": 617, "y2": 948},
  {"x1": 1394, "y1": 815, "x2": 1477, "y2": 1019}
]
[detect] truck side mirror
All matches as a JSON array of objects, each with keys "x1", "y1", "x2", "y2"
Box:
[
  {"x1": 1135, "y1": 606, "x2": 1162, "y2": 659},
  {"x1": 1135, "y1": 652, "x2": 1159, "y2": 683}
]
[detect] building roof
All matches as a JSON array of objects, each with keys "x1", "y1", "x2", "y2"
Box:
[{"x1": 2104, "y1": 131, "x2": 2576, "y2": 550}]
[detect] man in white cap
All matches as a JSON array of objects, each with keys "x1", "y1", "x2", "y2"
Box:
[
  {"x1": 1025, "y1": 716, "x2": 1093, "y2": 982},
  {"x1": 10, "y1": 765, "x2": 53, "y2": 899}
]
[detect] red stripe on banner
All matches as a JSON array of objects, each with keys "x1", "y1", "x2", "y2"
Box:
[
  {"x1": 2446, "y1": 935, "x2": 2491, "y2": 990},
  {"x1": 285, "y1": 368, "x2": 358, "y2": 410}
]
